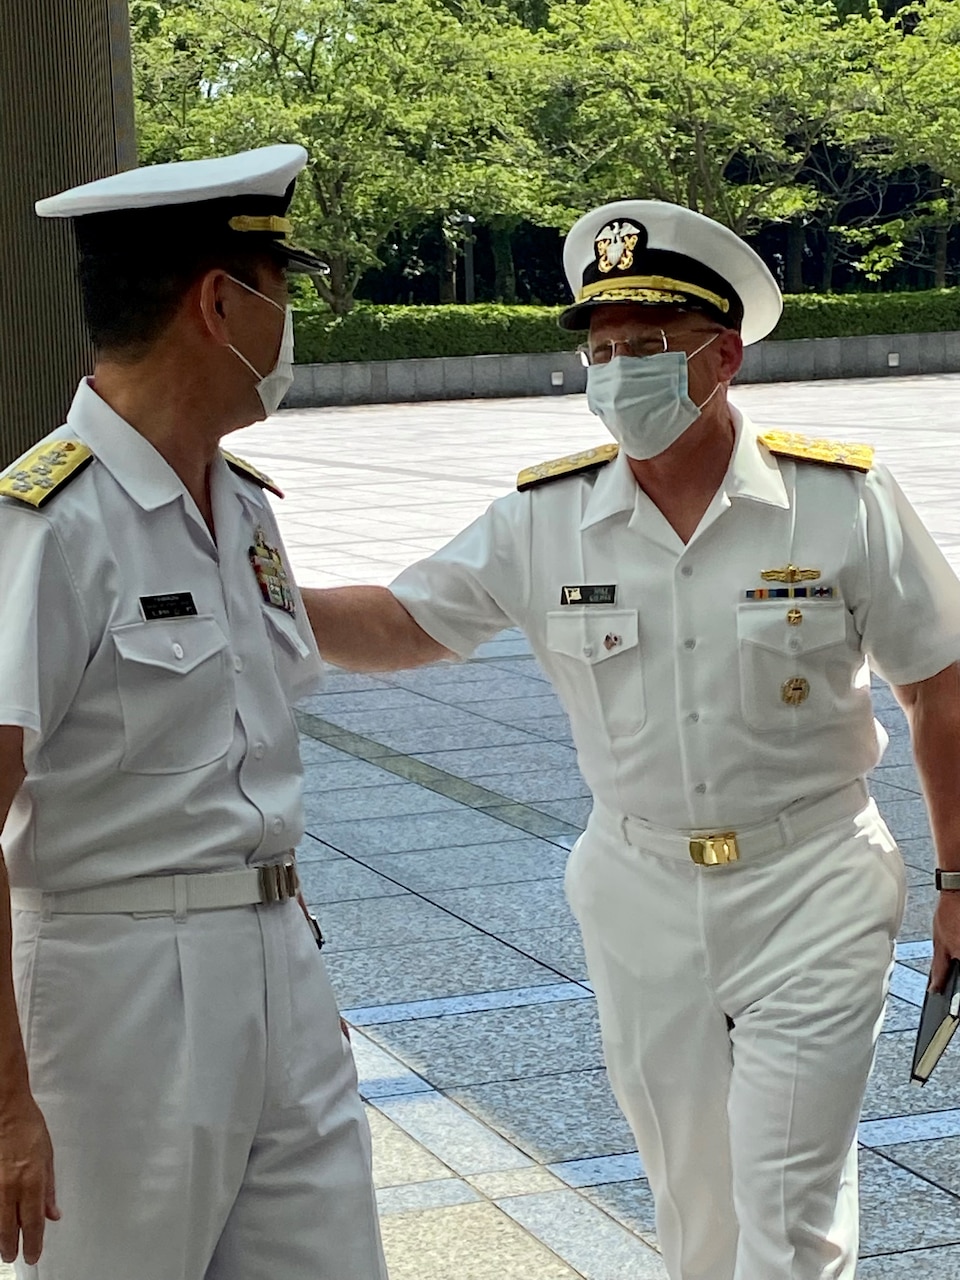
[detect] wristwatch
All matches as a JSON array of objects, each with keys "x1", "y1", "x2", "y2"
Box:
[{"x1": 935, "y1": 869, "x2": 960, "y2": 891}]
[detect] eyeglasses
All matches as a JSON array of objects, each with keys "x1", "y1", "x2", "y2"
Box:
[{"x1": 577, "y1": 328, "x2": 720, "y2": 367}]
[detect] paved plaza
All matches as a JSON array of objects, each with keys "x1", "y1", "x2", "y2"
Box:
[{"x1": 5, "y1": 373, "x2": 960, "y2": 1279}]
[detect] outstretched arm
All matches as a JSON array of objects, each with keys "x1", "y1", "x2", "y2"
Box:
[{"x1": 301, "y1": 585, "x2": 454, "y2": 672}]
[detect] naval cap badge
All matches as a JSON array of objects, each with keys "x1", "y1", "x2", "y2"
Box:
[{"x1": 595, "y1": 219, "x2": 646, "y2": 275}]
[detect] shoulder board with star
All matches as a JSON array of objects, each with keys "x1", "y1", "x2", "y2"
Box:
[
  {"x1": 221, "y1": 449, "x2": 284, "y2": 499},
  {"x1": 517, "y1": 443, "x2": 619, "y2": 492},
  {"x1": 0, "y1": 440, "x2": 93, "y2": 508},
  {"x1": 759, "y1": 430, "x2": 874, "y2": 473}
]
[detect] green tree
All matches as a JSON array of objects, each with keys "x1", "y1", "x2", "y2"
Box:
[
  {"x1": 544, "y1": 0, "x2": 893, "y2": 246},
  {"x1": 133, "y1": 0, "x2": 550, "y2": 312},
  {"x1": 840, "y1": 0, "x2": 960, "y2": 287}
]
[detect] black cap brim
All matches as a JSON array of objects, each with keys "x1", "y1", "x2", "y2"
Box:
[{"x1": 275, "y1": 241, "x2": 328, "y2": 275}]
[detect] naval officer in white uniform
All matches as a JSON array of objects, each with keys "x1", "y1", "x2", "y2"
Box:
[
  {"x1": 302, "y1": 201, "x2": 960, "y2": 1279},
  {"x1": 0, "y1": 147, "x2": 387, "y2": 1279}
]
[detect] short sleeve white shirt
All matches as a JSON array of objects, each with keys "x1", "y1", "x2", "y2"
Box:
[
  {"x1": 0, "y1": 380, "x2": 323, "y2": 891},
  {"x1": 391, "y1": 409, "x2": 960, "y2": 829}
]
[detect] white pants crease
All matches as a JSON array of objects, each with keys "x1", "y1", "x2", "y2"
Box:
[
  {"x1": 11, "y1": 898, "x2": 387, "y2": 1280},
  {"x1": 565, "y1": 796, "x2": 906, "y2": 1280}
]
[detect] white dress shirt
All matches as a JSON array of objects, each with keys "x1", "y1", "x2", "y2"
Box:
[
  {"x1": 0, "y1": 379, "x2": 323, "y2": 890},
  {"x1": 391, "y1": 409, "x2": 960, "y2": 829}
]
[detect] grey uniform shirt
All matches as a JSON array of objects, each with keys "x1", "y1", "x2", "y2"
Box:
[
  {"x1": 391, "y1": 410, "x2": 960, "y2": 830},
  {"x1": 0, "y1": 379, "x2": 323, "y2": 891}
]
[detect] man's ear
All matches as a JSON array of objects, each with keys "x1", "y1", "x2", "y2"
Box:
[
  {"x1": 197, "y1": 269, "x2": 234, "y2": 344},
  {"x1": 718, "y1": 329, "x2": 744, "y2": 383}
]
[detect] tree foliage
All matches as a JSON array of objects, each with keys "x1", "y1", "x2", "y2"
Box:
[
  {"x1": 133, "y1": 0, "x2": 549, "y2": 311},
  {"x1": 132, "y1": 0, "x2": 960, "y2": 305}
]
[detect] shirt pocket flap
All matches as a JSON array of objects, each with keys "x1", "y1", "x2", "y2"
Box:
[
  {"x1": 112, "y1": 616, "x2": 229, "y2": 674},
  {"x1": 261, "y1": 606, "x2": 311, "y2": 658},
  {"x1": 737, "y1": 601, "x2": 846, "y2": 656},
  {"x1": 546, "y1": 609, "x2": 640, "y2": 665}
]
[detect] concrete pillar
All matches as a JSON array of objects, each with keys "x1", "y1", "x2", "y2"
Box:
[{"x1": 0, "y1": 0, "x2": 135, "y2": 467}]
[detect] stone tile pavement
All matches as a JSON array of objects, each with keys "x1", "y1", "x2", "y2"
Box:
[{"x1": 4, "y1": 375, "x2": 960, "y2": 1279}]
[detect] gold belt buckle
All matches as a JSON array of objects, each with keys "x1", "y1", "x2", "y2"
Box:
[
  {"x1": 258, "y1": 860, "x2": 300, "y2": 903},
  {"x1": 689, "y1": 833, "x2": 740, "y2": 866}
]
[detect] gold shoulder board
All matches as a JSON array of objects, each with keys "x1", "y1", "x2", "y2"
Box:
[
  {"x1": 0, "y1": 440, "x2": 93, "y2": 508},
  {"x1": 518, "y1": 443, "x2": 619, "y2": 492},
  {"x1": 222, "y1": 449, "x2": 284, "y2": 499},
  {"x1": 759, "y1": 430, "x2": 874, "y2": 473}
]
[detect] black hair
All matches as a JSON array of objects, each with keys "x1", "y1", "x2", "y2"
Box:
[{"x1": 76, "y1": 243, "x2": 277, "y2": 362}]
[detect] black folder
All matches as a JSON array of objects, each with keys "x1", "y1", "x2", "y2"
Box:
[{"x1": 911, "y1": 959, "x2": 960, "y2": 1084}]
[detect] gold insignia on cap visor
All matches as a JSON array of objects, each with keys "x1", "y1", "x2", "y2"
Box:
[
  {"x1": 577, "y1": 274, "x2": 730, "y2": 314},
  {"x1": 228, "y1": 215, "x2": 293, "y2": 238}
]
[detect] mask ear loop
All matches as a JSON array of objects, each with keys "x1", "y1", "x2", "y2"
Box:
[
  {"x1": 223, "y1": 275, "x2": 285, "y2": 381},
  {"x1": 225, "y1": 273, "x2": 285, "y2": 314},
  {"x1": 227, "y1": 344, "x2": 264, "y2": 380},
  {"x1": 687, "y1": 330, "x2": 723, "y2": 412}
]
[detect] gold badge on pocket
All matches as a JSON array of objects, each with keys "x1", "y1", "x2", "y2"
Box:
[{"x1": 781, "y1": 676, "x2": 810, "y2": 706}]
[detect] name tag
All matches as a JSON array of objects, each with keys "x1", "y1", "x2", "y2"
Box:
[
  {"x1": 139, "y1": 592, "x2": 198, "y2": 621},
  {"x1": 561, "y1": 584, "x2": 617, "y2": 606}
]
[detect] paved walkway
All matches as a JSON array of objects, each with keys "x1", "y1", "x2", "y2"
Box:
[{"x1": 5, "y1": 375, "x2": 960, "y2": 1279}]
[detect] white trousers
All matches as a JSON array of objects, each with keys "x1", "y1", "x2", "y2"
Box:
[
  {"x1": 11, "y1": 899, "x2": 387, "y2": 1280},
  {"x1": 565, "y1": 794, "x2": 906, "y2": 1280}
]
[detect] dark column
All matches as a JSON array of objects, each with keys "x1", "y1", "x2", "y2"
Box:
[{"x1": 0, "y1": 0, "x2": 135, "y2": 467}]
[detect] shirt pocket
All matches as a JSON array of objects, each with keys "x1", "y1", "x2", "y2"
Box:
[
  {"x1": 545, "y1": 608, "x2": 645, "y2": 737},
  {"x1": 112, "y1": 616, "x2": 234, "y2": 774},
  {"x1": 260, "y1": 605, "x2": 322, "y2": 704},
  {"x1": 737, "y1": 601, "x2": 852, "y2": 732}
]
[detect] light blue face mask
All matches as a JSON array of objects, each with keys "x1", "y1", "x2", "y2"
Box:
[{"x1": 585, "y1": 333, "x2": 720, "y2": 460}]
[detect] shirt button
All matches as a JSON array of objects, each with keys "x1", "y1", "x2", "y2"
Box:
[
  {"x1": 788, "y1": 639, "x2": 801, "y2": 652},
  {"x1": 689, "y1": 711, "x2": 700, "y2": 723},
  {"x1": 172, "y1": 643, "x2": 184, "y2": 660},
  {"x1": 254, "y1": 743, "x2": 265, "y2": 760},
  {"x1": 233, "y1": 656, "x2": 244, "y2": 672},
  {"x1": 583, "y1": 645, "x2": 595, "y2": 658},
  {"x1": 684, "y1": 638, "x2": 696, "y2": 650},
  {"x1": 681, "y1": 566, "x2": 693, "y2": 578},
  {"x1": 272, "y1": 817, "x2": 284, "y2": 833},
  {"x1": 695, "y1": 783, "x2": 707, "y2": 794}
]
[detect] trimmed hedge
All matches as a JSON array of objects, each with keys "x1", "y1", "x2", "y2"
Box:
[{"x1": 293, "y1": 289, "x2": 960, "y2": 364}]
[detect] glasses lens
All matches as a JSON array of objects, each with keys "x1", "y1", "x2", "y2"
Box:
[{"x1": 586, "y1": 343, "x2": 615, "y2": 366}]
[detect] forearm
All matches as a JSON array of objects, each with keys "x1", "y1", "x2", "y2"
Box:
[
  {"x1": 301, "y1": 585, "x2": 453, "y2": 672},
  {"x1": 898, "y1": 664, "x2": 960, "y2": 869},
  {"x1": 0, "y1": 729, "x2": 29, "y2": 1104},
  {"x1": 0, "y1": 856, "x2": 30, "y2": 1104}
]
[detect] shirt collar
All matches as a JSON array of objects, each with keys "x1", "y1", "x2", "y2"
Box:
[
  {"x1": 580, "y1": 446, "x2": 643, "y2": 530},
  {"x1": 64, "y1": 378, "x2": 192, "y2": 512},
  {"x1": 725, "y1": 407, "x2": 789, "y2": 509},
  {"x1": 579, "y1": 404, "x2": 788, "y2": 531}
]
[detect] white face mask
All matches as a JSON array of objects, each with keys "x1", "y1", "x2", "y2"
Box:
[
  {"x1": 585, "y1": 333, "x2": 721, "y2": 460},
  {"x1": 225, "y1": 275, "x2": 295, "y2": 418}
]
